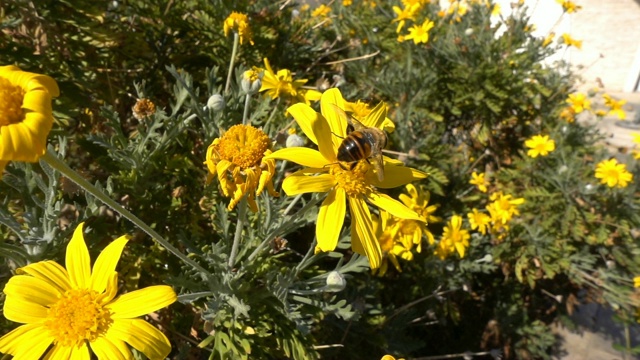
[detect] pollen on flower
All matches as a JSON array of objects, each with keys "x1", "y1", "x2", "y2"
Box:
[
  {"x1": 330, "y1": 162, "x2": 372, "y2": 197},
  {"x1": 0, "y1": 76, "x2": 25, "y2": 126},
  {"x1": 215, "y1": 124, "x2": 270, "y2": 169},
  {"x1": 44, "y1": 289, "x2": 112, "y2": 347}
]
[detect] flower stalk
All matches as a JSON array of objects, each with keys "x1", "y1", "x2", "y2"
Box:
[
  {"x1": 228, "y1": 197, "x2": 247, "y2": 268},
  {"x1": 224, "y1": 33, "x2": 240, "y2": 95},
  {"x1": 40, "y1": 150, "x2": 212, "y2": 277}
]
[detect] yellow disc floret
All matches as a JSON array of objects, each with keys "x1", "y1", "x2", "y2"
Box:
[
  {"x1": 44, "y1": 289, "x2": 112, "y2": 347},
  {"x1": 215, "y1": 124, "x2": 270, "y2": 169},
  {"x1": 0, "y1": 76, "x2": 25, "y2": 126},
  {"x1": 330, "y1": 162, "x2": 372, "y2": 197}
]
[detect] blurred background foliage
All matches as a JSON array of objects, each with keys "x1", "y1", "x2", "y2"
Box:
[{"x1": 2, "y1": 0, "x2": 640, "y2": 359}]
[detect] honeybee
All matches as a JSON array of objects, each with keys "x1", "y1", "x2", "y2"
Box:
[{"x1": 334, "y1": 106, "x2": 388, "y2": 182}]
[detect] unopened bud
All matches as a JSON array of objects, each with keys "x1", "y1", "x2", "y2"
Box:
[
  {"x1": 286, "y1": 134, "x2": 305, "y2": 148},
  {"x1": 325, "y1": 271, "x2": 346, "y2": 292},
  {"x1": 207, "y1": 94, "x2": 225, "y2": 111},
  {"x1": 242, "y1": 68, "x2": 263, "y2": 94}
]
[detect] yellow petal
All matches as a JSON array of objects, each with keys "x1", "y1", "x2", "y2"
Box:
[
  {"x1": 90, "y1": 335, "x2": 132, "y2": 360},
  {"x1": 108, "y1": 318, "x2": 172, "y2": 360},
  {"x1": 367, "y1": 192, "x2": 424, "y2": 221},
  {"x1": 282, "y1": 172, "x2": 335, "y2": 195},
  {"x1": 320, "y1": 89, "x2": 348, "y2": 152},
  {"x1": 349, "y1": 197, "x2": 381, "y2": 269},
  {"x1": 16, "y1": 260, "x2": 71, "y2": 294},
  {"x1": 3, "y1": 295, "x2": 48, "y2": 323},
  {"x1": 44, "y1": 343, "x2": 90, "y2": 360},
  {"x1": 0, "y1": 65, "x2": 60, "y2": 97},
  {"x1": 4, "y1": 275, "x2": 61, "y2": 307},
  {"x1": 288, "y1": 103, "x2": 336, "y2": 162},
  {"x1": 107, "y1": 285, "x2": 177, "y2": 319},
  {"x1": 375, "y1": 164, "x2": 427, "y2": 188},
  {"x1": 363, "y1": 101, "x2": 387, "y2": 129},
  {"x1": 0, "y1": 323, "x2": 50, "y2": 358},
  {"x1": 100, "y1": 271, "x2": 119, "y2": 305},
  {"x1": 90, "y1": 235, "x2": 129, "y2": 293},
  {"x1": 316, "y1": 189, "x2": 346, "y2": 252},
  {"x1": 266, "y1": 147, "x2": 329, "y2": 168},
  {"x1": 6, "y1": 324, "x2": 54, "y2": 360},
  {"x1": 66, "y1": 223, "x2": 91, "y2": 289}
]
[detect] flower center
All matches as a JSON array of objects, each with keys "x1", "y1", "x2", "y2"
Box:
[
  {"x1": 0, "y1": 76, "x2": 25, "y2": 126},
  {"x1": 44, "y1": 289, "x2": 112, "y2": 347},
  {"x1": 215, "y1": 124, "x2": 270, "y2": 169},
  {"x1": 330, "y1": 162, "x2": 372, "y2": 197}
]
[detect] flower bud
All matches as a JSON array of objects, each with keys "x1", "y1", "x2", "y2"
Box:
[
  {"x1": 325, "y1": 271, "x2": 346, "y2": 292},
  {"x1": 207, "y1": 94, "x2": 225, "y2": 111},
  {"x1": 286, "y1": 134, "x2": 305, "y2": 148},
  {"x1": 242, "y1": 68, "x2": 263, "y2": 94}
]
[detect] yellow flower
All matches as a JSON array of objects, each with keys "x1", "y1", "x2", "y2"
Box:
[
  {"x1": 560, "y1": 106, "x2": 576, "y2": 123},
  {"x1": 343, "y1": 0, "x2": 353, "y2": 5},
  {"x1": 603, "y1": 94, "x2": 627, "y2": 120},
  {"x1": 542, "y1": 32, "x2": 555, "y2": 47},
  {"x1": 381, "y1": 355, "x2": 406, "y2": 360},
  {"x1": 345, "y1": 100, "x2": 395, "y2": 133},
  {"x1": 594, "y1": 158, "x2": 633, "y2": 188},
  {"x1": 223, "y1": 12, "x2": 254, "y2": 45},
  {"x1": 469, "y1": 171, "x2": 489, "y2": 192},
  {"x1": 435, "y1": 215, "x2": 470, "y2": 259},
  {"x1": 312, "y1": 4, "x2": 331, "y2": 17},
  {"x1": 392, "y1": 4, "x2": 421, "y2": 33},
  {"x1": 373, "y1": 211, "x2": 413, "y2": 276},
  {"x1": 525, "y1": 134, "x2": 556, "y2": 158},
  {"x1": 0, "y1": 223, "x2": 176, "y2": 359},
  {"x1": 632, "y1": 133, "x2": 640, "y2": 160},
  {"x1": 402, "y1": 0, "x2": 430, "y2": 6},
  {"x1": 490, "y1": 3, "x2": 501, "y2": 16},
  {"x1": 259, "y1": 58, "x2": 321, "y2": 105},
  {"x1": 266, "y1": 89, "x2": 427, "y2": 269},
  {"x1": 204, "y1": 124, "x2": 279, "y2": 211},
  {"x1": 556, "y1": 0, "x2": 582, "y2": 13},
  {"x1": 398, "y1": 183, "x2": 441, "y2": 250},
  {"x1": 468, "y1": 208, "x2": 491, "y2": 235},
  {"x1": 634, "y1": 276, "x2": 640, "y2": 288},
  {"x1": 0, "y1": 66, "x2": 59, "y2": 175},
  {"x1": 486, "y1": 191, "x2": 525, "y2": 225},
  {"x1": 403, "y1": 19, "x2": 435, "y2": 45},
  {"x1": 566, "y1": 92, "x2": 591, "y2": 114},
  {"x1": 560, "y1": 33, "x2": 582, "y2": 49}
]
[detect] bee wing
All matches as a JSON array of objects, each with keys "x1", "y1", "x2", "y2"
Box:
[
  {"x1": 371, "y1": 153, "x2": 385, "y2": 182},
  {"x1": 330, "y1": 104, "x2": 366, "y2": 132}
]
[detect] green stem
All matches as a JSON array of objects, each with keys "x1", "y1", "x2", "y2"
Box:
[
  {"x1": 228, "y1": 197, "x2": 247, "y2": 268},
  {"x1": 40, "y1": 150, "x2": 211, "y2": 277},
  {"x1": 242, "y1": 93, "x2": 251, "y2": 125},
  {"x1": 224, "y1": 33, "x2": 240, "y2": 95}
]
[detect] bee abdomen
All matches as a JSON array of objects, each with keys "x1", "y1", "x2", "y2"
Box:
[{"x1": 337, "y1": 132, "x2": 371, "y2": 162}]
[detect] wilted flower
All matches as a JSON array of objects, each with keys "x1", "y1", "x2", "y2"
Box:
[
  {"x1": 525, "y1": 134, "x2": 556, "y2": 158},
  {"x1": 204, "y1": 124, "x2": 279, "y2": 211},
  {"x1": 0, "y1": 65, "x2": 59, "y2": 175},
  {"x1": 259, "y1": 58, "x2": 322, "y2": 105},
  {"x1": 0, "y1": 223, "x2": 177, "y2": 359},
  {"x1": 223, "y1": 12, "x2": 254, "y2": 45},
  {"x1": 132, "y1": 98, "x2": 156, "y2": 120},
  {"x1": 266, "y1": 89, "x2": 426, "y2": 269},
  {"x1": 594, "y1": 158, "x2": 633, "y2": 188}
]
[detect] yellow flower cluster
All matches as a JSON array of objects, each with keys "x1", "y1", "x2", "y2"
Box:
[
  {"x1": 259, "y1": 58, "x2": 322, "y2": 105},
  {"x1": 374, "y1": 184, "x2": 441, "y2": 275},
  {"x1": 465, "y1": 191, "x2": 525, "y2": 242},
  {"x1": 602, "y1": 94, "x2": 627, "y2": 120},
  {"x1": 204, "y1": 124, "x2": 279, "y2": 211},
  {"x1": 393, "y1": 0, "x2": 435, "y2": 44},
  {"x1": 560, "y1": 33, "x2": 582, "y2": 49},
  {"x1": 223, "y1": 12, "x2": 254, "y2": 45}
]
